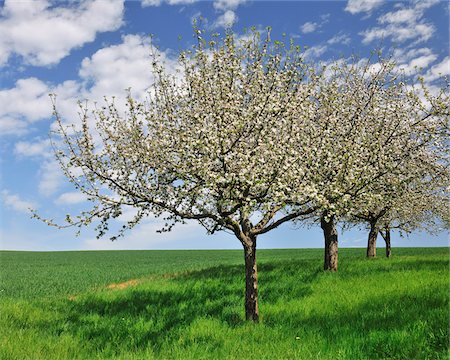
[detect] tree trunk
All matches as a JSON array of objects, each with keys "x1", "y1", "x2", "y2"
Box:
[
  {"x1": 384, "y1": 228, "x2": 391, "y2": 258},
  {"x1": 321, "y1": 214, "x2": 338, "y2": 271},
  {"x1": 379, "y1": 227, "x2": 392, "y2": 258},
  {"x1": 243, "y1": 240, "x2": 259, "y2": 322},
  {"x1": 366, "y1": 221, "x2": 378, "y2": 258}
]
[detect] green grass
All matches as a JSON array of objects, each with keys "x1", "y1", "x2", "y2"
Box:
[{"x1": 0, "y1": 247, "x2": 448, "y2": 359}]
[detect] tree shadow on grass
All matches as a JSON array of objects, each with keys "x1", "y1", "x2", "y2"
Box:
[
  {"x1": 36, "y1": 256, "x2": 447, "y2": 358},
  {"x1": 272, "y1": 286, "x2": 448, "y2": 359},
  {"x1": 56, "y1": 259, "x2": 321, "y2": 356},
  {"x1": 381, "y1": 258, "x2": 448, "y2": 271},
  {"x1": 342, "y1": 258, "x2": 449, "y2": 277}
]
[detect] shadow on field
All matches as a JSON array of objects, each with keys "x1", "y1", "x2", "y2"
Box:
[
  {"x1": 373, "y1": 258, "x2": 448, "y2": 272},
  {"x1": 60, "y1": 259, "x2": 320, "y2": 354},
  {"x1": 269, "y1": 286, "x2": 447, "y2": 359},
  {"x1": 46, "y1": 257, "x2": 446, "y2": 358}
]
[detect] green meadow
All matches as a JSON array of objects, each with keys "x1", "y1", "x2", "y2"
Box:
[{"x1": 0, "y1": 247, "x2": 448, "y2": 359}]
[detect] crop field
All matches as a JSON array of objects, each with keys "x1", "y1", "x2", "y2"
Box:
[{"x1": 0, "y1": 247, "x2": 448, "y2": 359}]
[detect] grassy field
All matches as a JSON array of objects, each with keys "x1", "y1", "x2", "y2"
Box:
[{"x1": 0, "y1": 247, "x2": 448, "y2": 359}]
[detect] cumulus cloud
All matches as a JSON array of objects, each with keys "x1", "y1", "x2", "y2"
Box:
[
  {"x1": 345, "y1": 0, "x2": 384, "y2": 14},
  {"x1": 327, "y1": 33, "x2": 351, "y2": 45},
  {"x1": 300, "y1": 14, "x2": 329, "y2": 34},
  {"x1": 361, "y1": 22, "x2": 434, "y2": 44},
  {"x1": 424, "y1": 57, "x2": 450, "y2": 83},
  {"x1": 141, "y1": 0, "x2": 163, "y2": 5},
  {"x1": 14, "y1": 139, "x2": 51, "y2": 157},
  {"x1": 303, "y1": 45, "x2": 328, "y2": 60},
  {"x1": 360, "y1": 0, "x2": 438, "y2": 44},
  {"x1": 213, "y1": 0, "x2": 246, "y2": 11},
  {"x1": 144, "y1": 0, "x2": 245, "y2": 31},
  {"x1": 300, "y1": 22, "x2": 318, "y2": 34},
  {"x1": 212, "y1": 10, "x2": 237, "y2": 29},
  {"x1": 379, "y1": 8, "x2": 418, "y2": 24},
  {"x1": 393, "y1": 47, "x2": 434, "y2": 62},
  {"x1": 0, "y1": 0, "x2": 124, "y2": 67},
  {"x1": 3, "y1": 35, "x2": 179, "y2": 199},
  {"x1": 0, "y1": 78, "x2": 81, "y2": 137},
  {"x1": 0, "y1": 77, "x2": 53, "y2": 136},
  {"x1": 0, "y1": 117, "x2": 28, "y2": 136},
  {"x1": 38, "y1": 160, "x2": 64, "y2": 196},
  {"x1": 55, "y1": 192, "x2": 88, "y2": 205},
  {"x1": 0, "y1": 35, "x2": 176, "y2": 139},
  {"x1": 1, "y1": 190, "x2": 36, "y2": 213},
  {"x1": 397, "y1": 53, "x2": 437, "y2": 74},
  {"x1": 141, "y1": 0, "x2": 197, "y2": 7},
  {"x1": 79, "y1": 35, "x2": 157, "y2": 100},
  {"x1": 141, "y1": 0, "x2": 243, "y2": 10},
  {"x1": 210, "y1": 0, "x2": 246, "y2": 29},
  {"x1": 0, "y1": 78, "x2": 51, "y2": 122}
]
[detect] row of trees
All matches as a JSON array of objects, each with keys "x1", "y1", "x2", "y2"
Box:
[{"x1": 37, "y1": 28, "x2": 449, "y2": 322}]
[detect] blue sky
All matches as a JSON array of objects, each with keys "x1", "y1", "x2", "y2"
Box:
[{"x1": 0, "y1": 0, "x2": 448, "y2": 251}]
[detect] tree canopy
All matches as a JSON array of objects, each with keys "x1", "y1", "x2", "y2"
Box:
[{"x1": 36, "y1": 27, "x2": 449, "y2": 321}]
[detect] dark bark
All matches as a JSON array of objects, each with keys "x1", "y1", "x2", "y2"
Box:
[
  {"x1": 366, "y1": 221, "x2": 378, "y2": 258},
  {"x1": 243, "y1": 239, "x2": 259, "y2": 322},
  {"x1": 379, "y1": 227, "x2": 392, "y2": 258},
  {"x1": 383, "y1": 227, "x2": 391, "y2": 258},
  {"x1": 321, "y1": 213, "x2": 338, "y2": 271}
]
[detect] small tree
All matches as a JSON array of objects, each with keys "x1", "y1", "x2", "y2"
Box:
[
  {"x1": 349, "y1": 74, "x2": 450, "y2": 258},
  {"x1": 295, "y1": 57, "x2": 412, "y2": 270},
  {"x1": 36, "y1": 28, "x2": 319, "y2": 322},
  {"x1": 356, "y1": 170, "x2": 449, "y2": 258},
  {"x1": 305, "y1": 55, "x2": 449, "y2": 267}
]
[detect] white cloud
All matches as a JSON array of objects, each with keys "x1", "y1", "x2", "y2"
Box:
[
  {"x1": 414, "y1": 0, "x2": 440, "y2": 11},
  {"x1": 213, "y1": 0, "x2": 246, "y2": 11},
  {"x1": 1, "y1": 190, "x2": 36, "y2": 213},
  {"x1": 300, "y1": 22, "x2": 318, "y2": 34},
  {"x1": 55, "y1": 192, "x2": 88, "y2": 205},
  {"x1": 0, "y1": 77, "x2": 52, "y2": 136},
  {"x1": 79, "y1": 35, "x2": 157, "y2": 100},
  {"x1": 0, "y1": 0, "x2": 124, "y2": 67},
  {"x1": 360, "y1": 0, "x2": 438, "y2": 45},
  {"x1": 141, "y1": 0, "x2": 162, "y2": 5},
  {"x1": 0, "y1": 78, "x2": 81, "y2": 138},
  {"x1": 345, "y1": 0, "x2": 384, "y2": 14},
  {"x1": 327, "y1": 33, "x2": 351, "y2": 45},
  {"x1": 1, "y1": 34, "x2": 180, "y2": 204},
  {"x1": 39, "y1": 160, "x2": 64, "y2": 196},
  {"x1": 361, "y1": 23, "x2": 434, "y2": 44},
  {"x1": 303, "y1": 45, "x2": 328, "y2": 60},
  {"x1": 0, "y1": 35, "x2": 174, "y2": 139},
  {"x1": 300, "y1": 13, "x2": 330, "y2": 35},
  {"x1": 406, "y1": 54, "x2": 437, "y2": 69},
  {"x1": 424, "y1": 57, "x2": 450, "y2": 83},
  {"x1": 379, "y1": 8, "x2": 417, "y2": 24},
  {"x1": 14, "y1": 139, "x2": 51, "y2": 157},
  {"x1": 212, "y1": 10, "x2": 237, "y2": 29},
  {"x1": 141, "y1": 0, "x2": 197, "y2": 7},
  {"x1": 0, "y1": 117, "x2": 28, "y2": 136},
  {"x1": 397, "y1": 53, "x2": 437, "y2": 74},
  {"x1": 393, "y1": 47, "x2": 434, "y2": 62},
  {"x1": 0, "y1": 78, "x2": 51, "y2": 122},
  {"x1": 211, "y1": 0, "x2": 245, "y2": 29},
  {"x1": 142, "y1": 0, "x2": 243, "y2": 9}
]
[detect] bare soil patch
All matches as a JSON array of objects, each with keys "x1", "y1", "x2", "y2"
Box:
[{"x1": 106, "y1": 279, "x2": 139, "y2": 290}]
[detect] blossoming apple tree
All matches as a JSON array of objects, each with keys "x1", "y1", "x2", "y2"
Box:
[
  {"x1": 345, "y1": 72, "x2": 450, "y2": 258},
  {"x1": 37, "y1": 28, "x2": 321, "y2": 322},
  {"x1": 302, "y1": 55, "x2": 449, "y2": 268}
]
